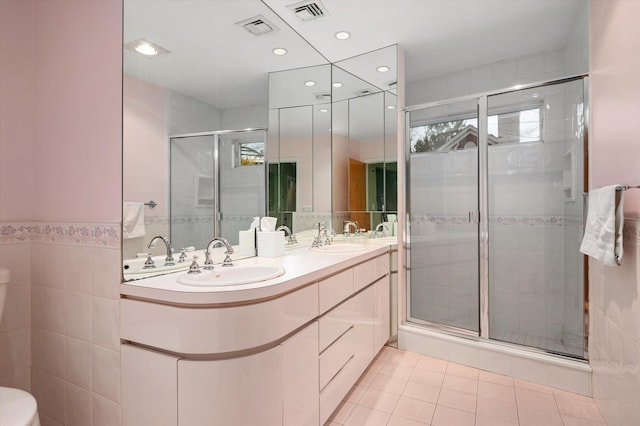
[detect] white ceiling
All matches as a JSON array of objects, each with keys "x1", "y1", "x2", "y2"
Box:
[{"x1": 124, "y1": 0, "x2": 587, "y2": 110}]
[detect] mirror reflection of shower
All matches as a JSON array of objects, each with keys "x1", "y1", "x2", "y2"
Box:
[{"x1": 169, "y1": 130, "x2": 266, "y2": 251}]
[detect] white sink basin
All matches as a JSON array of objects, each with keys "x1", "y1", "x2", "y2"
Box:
[
  {"x1": 177, "y1": 265, "x2": 285, "y2": 287},
  {"x1": 309, "y1": 243, "x2": 366, "y2": 253}
]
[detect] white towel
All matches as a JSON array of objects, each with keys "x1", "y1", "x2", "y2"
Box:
[
  {"x1": 123, "y1": 202, "x2": 145, "y2": 239},
  {"x1": 580, "y1": 185, "x2": 624, "y2": 266}
]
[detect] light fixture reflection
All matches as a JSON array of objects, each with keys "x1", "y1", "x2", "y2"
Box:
[
  {"x1": 335, "y1": 31, "x2": 350, "y2": 40},
  {"x1": 332, "y1": 82, "x2": 343, "y2": 88},
  {"x1": 135, "y1": 42, "x2": 158, "y2": 56},
  {"x1": 319, "y1": 108, "x2": 328, "y2": 113},
  {"x1": 386, "y1": 105, "x2": 396, "y2": 110},
  {"x1": 272, "y1": 47, "x2": 287, "y2": 56},
  {"x1": 305, "y1": 80, "x2": 316, "y2": 87},
  {"x1": 377, "y1": 65, "x2": 390, "y2": 73}
]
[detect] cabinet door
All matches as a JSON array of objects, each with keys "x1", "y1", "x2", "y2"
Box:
[
  {"x1": 121, "y1": 344, "x2": 179, "y2": 426},
  {"x1": 283, "y1": 322, "x2": 319, "y2": 426},
  {"x1": 178, "y1": 346, "x2": 282, "y2": 426},
  {"x1": 351, "y1": 285, "x2": 375, "y2": 375},
  {"x1": 374, "y1": 277, "x2": 391, "y2": 351}
]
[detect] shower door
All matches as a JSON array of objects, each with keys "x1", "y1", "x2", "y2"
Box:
[
  {"x1": 407, "y1": 77, "x2": 587, "y2": 358},
  {"x1": 408, "y1": 98, "x2": 480, "y2": 333},
  {"x1": 217, "y1": 130, "x2": 266, "y2": 245}
]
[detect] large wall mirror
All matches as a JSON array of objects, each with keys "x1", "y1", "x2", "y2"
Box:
[
  {"x1": 122, "y1": 0, "x2": 328, "y2": 279},
  {"x1": 332, "y1": 46, "x2": 399, "y2": 235}
]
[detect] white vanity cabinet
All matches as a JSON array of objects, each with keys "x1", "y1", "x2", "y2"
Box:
[{"x1": 120, "y1": 248, "x2": 391, "y2": 426}]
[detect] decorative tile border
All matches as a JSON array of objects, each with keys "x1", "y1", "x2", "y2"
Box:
[
  {"x1": 0, "y1": 222, "x2": 120, "y2": 248},
  {"x1": 145, "y1": 216, "x2": 169, "y2": 226},
  {"x1": 409, "y1": 214, "x2": 583, "y2": 228}
]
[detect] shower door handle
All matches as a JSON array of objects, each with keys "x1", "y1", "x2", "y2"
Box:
[{"x1": 468, "y1": 211, "x2": 480, "y2": 224}]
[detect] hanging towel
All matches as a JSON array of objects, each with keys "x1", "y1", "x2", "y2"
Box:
[
  {"x1": 580, "y1": 185, "x2": 624, "y2": 266},
  {"x1": 123, "y1": 202, "x2": 145, "y2": 239}
]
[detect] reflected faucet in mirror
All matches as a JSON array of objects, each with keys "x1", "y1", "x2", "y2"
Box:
[
  {"x1": 147, "y1": 235, "x2": 174, "y2": 267},
  {"x1": 371, "y1": 223, "x2": 390, "y2": 238},
  {"x1": 276, "y1": 225, "x2": 297, "y2": 245},
  {"x1": 343, "y1": 221, "x2": 360, "y2": 237},
  {"x1": 204, "y1": 237, "x2": 234, "y2": 270}
]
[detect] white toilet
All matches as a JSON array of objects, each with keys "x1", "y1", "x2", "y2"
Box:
[{"x1": 0, "y1": 266, "x2": 40, "y2": 426}]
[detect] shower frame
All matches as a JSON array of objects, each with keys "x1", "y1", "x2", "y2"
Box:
[{"x1": 403, "y1": 75, "x2": 590, "y2": 360}]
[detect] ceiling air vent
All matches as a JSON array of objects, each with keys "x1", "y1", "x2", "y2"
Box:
[
  {"x1": 235, "y1": 15, "x2": 279, "y2": 36},
  {"x1": 315, "y1": 93, "x2": 331, "y2": 101},
  {"x1": 287, "y1": 0, "x2": 329, "y2": 21},
  {"x1": 387, "y1": 80, "x2": 398, "y2": 89},
  {"x1": 354, "y1": 89, "x2": 374, "y2": 97}
]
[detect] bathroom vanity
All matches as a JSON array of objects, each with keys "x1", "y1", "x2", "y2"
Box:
[{"x1": 120, "y1": 243, "x2": 391, "y2": 425}]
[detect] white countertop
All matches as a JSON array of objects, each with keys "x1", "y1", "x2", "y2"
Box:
[{"x1": 121, "y1": 241, "x2": 393, "y2": 305}]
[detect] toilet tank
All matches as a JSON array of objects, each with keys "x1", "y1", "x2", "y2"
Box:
[{"x1": 0, "y1": 266, "x2": 9, "y2": 322}]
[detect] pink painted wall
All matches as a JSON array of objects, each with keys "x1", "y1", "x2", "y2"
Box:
[
  {"x1": 32, "y1": 0, "x2": 122, "y2": 223},
  {"x1": 591, "y1": 0, "x2": 640, "y2": 218},
  {"x1": 0, "y1": 0, "x2": 35, "y2": 222}
]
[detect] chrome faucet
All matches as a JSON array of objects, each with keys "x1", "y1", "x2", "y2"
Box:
[
  {"x1": 204, "y1": 237, "x2": 235, "y2": 269},
  {"x1": 148, "y1": 235, "x2": 174, "y2": 266},
  {"x1": 276, "y1": 225, "x2": 297, "y2": 244},
  {"x1": 343, "y1": 221, "x2": 359, "y2": 237},
  {"x1": 312, "y1": 222, "x2": 326, "y2": 248},
  {"x1": 371, "y1": 223, "x2": 390, "y2": 238}
]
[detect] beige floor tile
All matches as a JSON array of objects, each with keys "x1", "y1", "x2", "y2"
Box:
[
  {"x1": 431, "y1": 405, "x2": 475, "y2": 426},
  {"x1": 369, "y1": 373, "x2": 408, "y2": 395},
  {"x1": 518, "y1": 405, "x2": 563, "y2": 426},
  {"x1": 515, "y1": 387, "x2": 559, "y2": 412},
  {"x1": 476, "y1": 395, "x2": 518, "y2": 423},
  {"x1": 561, "y1": 414, "x2": 607, "y2": 425},
  {"x1": 513, "y1": 378, "x2": 553, "y2": 394},
  {"x1": 387, "y1": 415, "x2": 429, "y2": 426},
  {"x1": 392, "y1": 396, "x2": 436, "y2": 423},
  {"x1": 442, "y1": 374, "x2": 478, "y2": 395},
  {"x1": 344, "y1": 405, "x2": 391, "y2": 426},
  {"x1": 479, "y1": 370, "x2": 514, "y2": 386},
  {"x1": 445, "y1": 362, "x2": 479, "y2": 379},
  {"x1": 415, "y1": 355, "x2": 448, "y2": 373},
  {"x1": 386, "y1": 349, "x2": 420, "y2": 367},
  {"x1": 356, "y1": 370, "x2": 377, "y2": 387},
  {"x1": 402, "y1": 380, "x2": 440, "y2": 404},
  {"x1": 436, "y1": 388, "x2": 477, "y2": 413},
  {"x1": 344, "y1": 385, "x2": 367, "y2": 403},
  {"x1": 475, "y1": 414, "x2": 518, "y2": 426},
  {"x1": 379, "y1": 362, "x2": 415, "y2": 380},
  {"x1": 555, "y1": 395, "x2": 606, "y2": 422},
  {"x1": 477, "y1": 380, "x2": 516, "y2": 403},
  {"x1": 329, "y1": 401, "x2": 356, "y2": 424},
  {"x1": 410, "y1": 368, "x2": 445, "y2": 387},
  {"x1": 358, "y1": 387, "x2": 401, "y2": 413},
  {"x1": 552, "y1": 388, "x2": 594, "y2": 403}
]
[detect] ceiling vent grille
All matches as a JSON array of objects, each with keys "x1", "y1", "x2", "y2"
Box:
[
  {"x1": 287, "y1": 0, "x2": 329, "y2": 21},
  {"x1": 315, "y1": 93, "x2": 331, "y2": 101},
  {"x1": 354, "y1": 89, "x2": 374, "y2": 97},
  {"x1": 236, "y1": 15, "x2": 279, "y2": 36}
]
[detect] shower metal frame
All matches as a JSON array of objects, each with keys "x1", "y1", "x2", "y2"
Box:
[{"x1": 404, "y1": 75, "x2": 590, "y2": 360}]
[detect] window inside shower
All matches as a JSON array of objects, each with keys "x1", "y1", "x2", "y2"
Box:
[{"x1": 406, "y1": 78, "x2": 586, "y2": 359}]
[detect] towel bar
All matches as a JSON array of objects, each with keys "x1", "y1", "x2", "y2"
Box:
[
  {"x1": 144, "y1": 200, "x2": 157, "y2": 208},
  {"x1": 615, "y1": 184, "x2": 640, "y2": 191}
]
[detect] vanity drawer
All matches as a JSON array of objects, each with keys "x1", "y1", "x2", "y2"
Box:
[
  {"x1": 319, "y1": 268, "x2": 354, "y2": 314},
  {"x1": 319, "y1": 298, "x2": 353, "y2": 353},
  {"x1": 319, "y1": 327, "x2": 354, "y2": 390},
  {"x1": 319, "y1": 354, "x2": 358, "y2": 425},
  {"x1": 354, "y1": 257, "x2": 382, "y2": 291}
]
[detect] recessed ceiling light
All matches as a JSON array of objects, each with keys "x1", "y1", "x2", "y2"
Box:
[
  {"x1": 272, "y1": 47, "x2": 288, "y2": 56},
  {"x1": 319, "y1": 108, "x2": 328, "y2": 113},
  {"x1": 531, "y1": 93, "x2": 539, "y2": 98},
  {"x1": 377, "y1": 65, "x2": 390, "y2": 73},
  {"x1": 305, "y1": 80, "x2": 316, "y2": 87},
  {"x1": 124, "y1": 38, "x2": 169, "y2": 57},
  {"x1": 335, "y1": 31, "x2": 350, "y2": 40},
  {"x1": 332, "y1": 82, "x2": 343, "y2": 88},
  {"x1": 386, "y1": 105, "x2": 396, "y2": 110}
]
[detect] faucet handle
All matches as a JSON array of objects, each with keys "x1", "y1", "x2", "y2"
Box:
[
  {"x1": 188, "y1": 256, "x2": 201, "y2": 274},
  {"x1": 165, "y1": 247, "x2": 175, "y2": 266},
  {"x1": 222, "y1": 254, "x2": 233, "y2": 267},
  {"x1": 143, "y1": 253, "x2": 156, "y2": 269},
  {"x1": 178, "y1": 248, "x2": 188, "y2": 263},
  {"x1": 203, "y1": 251, "x2": 214, "y2": 270}
]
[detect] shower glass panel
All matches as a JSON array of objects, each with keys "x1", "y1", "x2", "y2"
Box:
[
  {"x1": 170, "y1": 134, "x2": 216, "y2": 251},
  {"x1": 487, "y1": 80, "x2": 585, "y2": 357},
  {"x1": 218, "y1": 131, "x2": 266, "y2": 245},
  {"x1": 408, "y1": 98, "x2": 480, "y2": 333}
]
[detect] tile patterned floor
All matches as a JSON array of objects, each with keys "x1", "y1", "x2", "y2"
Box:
[{"x1": 327, "y1": 346, "x2": 607, "y2": 426}]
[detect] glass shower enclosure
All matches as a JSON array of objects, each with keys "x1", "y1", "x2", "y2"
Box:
[
  {"x1": 169, "y1": 129, "x2": 266, "y2": 251},
  {"x1": 407, "y1": 77, "x2": 587, "y2": 358}
]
